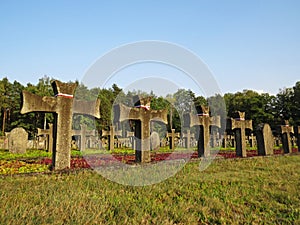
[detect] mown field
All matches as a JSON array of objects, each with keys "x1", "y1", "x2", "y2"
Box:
[{"x1": 0, "y1": 154, "x2": 300, "y2": 224}]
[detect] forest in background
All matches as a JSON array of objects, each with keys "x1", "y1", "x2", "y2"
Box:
[{"x1": 0, "y1": 76, "x2": 299, "y2": 138}]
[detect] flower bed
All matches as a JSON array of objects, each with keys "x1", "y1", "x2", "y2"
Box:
[{"x1": 0, "y1": 148, "x2": 298, "y2": 175}]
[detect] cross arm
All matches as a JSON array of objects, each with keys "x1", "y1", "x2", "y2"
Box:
[
  {"x1": 210, "y1": 115, "x2": 221, "y2": 128},
  {"x1": 37, "y1": 128, "x2": 51, "y2": 136},
  {"x1": 21, "y1": 91, "x2": 57, "y2": 114},
  {"x1": 231, "y1": 119, "x2": 253, "y2": 130},
  {"x1": 281, "y1": 125, "x2": 294, "y2": 134},
  {"x1": 113, "y1": 104, "x2": 131, "y2": 122},
  {"x1": 73, "y1": 98, "x2": 101, "y2": 119},
  {"x1": 245, "y1": 120, "x2": 253, "y2": 130},
  {"x1": 149, "y1": 109, "x2": 168, "y2": 124}
]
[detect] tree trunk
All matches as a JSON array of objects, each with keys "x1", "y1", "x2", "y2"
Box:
[{"x1": 2, "y1": 108, "x2": 6, "y2": 134}]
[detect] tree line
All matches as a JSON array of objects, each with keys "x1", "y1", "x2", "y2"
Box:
[{"x1": 0, "y1": 76, "x2": 299, "y2": 138}]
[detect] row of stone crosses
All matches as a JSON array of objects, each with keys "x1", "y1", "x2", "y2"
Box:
[{"x1": 7, "y1": 80, "x2": 300, "y2": 170}]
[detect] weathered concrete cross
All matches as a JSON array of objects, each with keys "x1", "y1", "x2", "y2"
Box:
[
  {"x1": 21, "y1": 80, "x2": 100, "y2": 170},
  {"x1": 182, "y1": 129, "x2": 194, "y2": 149},
  {"x1": 230, "y1": 111, "x2": 253, "y2": 157},
  {"x1": 184, "y1": 106, "x2": 221, "y2": 157},
  {"x1": 72, "y1": 124, "x2": 97, "y2": 151},
  {"x1": 280, "y1": 120, "x2": 294, "y2": 153},
  {"x1": 166, "y1": 129, "x2": 180, "y2": 150},
  {"x1": 37, "y1": 123, "x2": 53, "y2": 153},
  {"x1": 126, "y1": 131, "x2": 135, "y2": 149},
  {"x1": 114, "y1": 96, "x2": 167, "y2": 162},
  {"x1": 101, "y1": 125, "x2": 122, "y2": 150}
]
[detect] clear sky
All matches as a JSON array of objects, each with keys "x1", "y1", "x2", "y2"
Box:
[{"x1": 0, "y1": 0, "x2": 299, "y2": 96}]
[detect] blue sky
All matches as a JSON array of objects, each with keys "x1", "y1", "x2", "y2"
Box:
[{"x1": 0, "y1": 0, "x2": 299, "y2": 96}]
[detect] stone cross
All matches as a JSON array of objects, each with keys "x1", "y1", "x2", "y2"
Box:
[
  {"x1": 184, "y1": 106, "x2": 221, "y2": 157},
  {"x1": 182, "y1": 130, "x2": 194, "y2": 149},
  {"x1": 101, "y1": 125, "x2": 122, "y2": 151},
  {"x1": 21, "y1": 80, "x2": 100, "y2": 170},
  {"x1": 256, "y1": 123, "x2": 274, "y2": 156},
  {"x1": 114, "y1": 95, "x2": 168, "y2": 162},
  {"x1": 166, "y1": 129, "x2": 180, "y2": 150},
  {"x1": 85, "y1": 129, "x2": 98, "y2": 149},
  {"x1": 72, "y1": 124, "x2": 97, "y2": 151},
  {"x1": 248, "y1": 133, "x2": 257, "y2": 148},
  {"x1": 230, "y1": 111, "x2": 253, "y2": 157},
  {"x1": 37, "y1": 123, "x2": 53, "y2": 153},
  {"x1": 280, "y1": 120, "x2": 294, "y2": 154},
  {"x1": 126, "y1": 131, "x2": 135, "y2": 149},
  {"x1": 222, "y1": 132, "x2": 234, "y2": 148}
]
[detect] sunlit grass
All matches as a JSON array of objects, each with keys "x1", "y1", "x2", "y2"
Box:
[{"x1": 0, "y1": 155, "x2": 299, "y2": 224}]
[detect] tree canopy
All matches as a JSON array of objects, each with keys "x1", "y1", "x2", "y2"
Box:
[{"x1": 0, "y1": 76, "x2": 300, "y2": 138}]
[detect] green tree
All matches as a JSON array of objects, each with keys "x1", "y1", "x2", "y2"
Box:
[
  {"x1": 23, "y1": 76, "x2": 55, "y2": 137},
  {"x1": 0, "y1": 78, "x2": 13, "y2": 134},
  {"x1": 207, "y1": 94, "x2": 227, "y2": 131},
  {"x1": 224, "y1": 90, "x2": 276, "y2": 130},
  {"x1": 274, "y1": 87, "x2": 294, "y2": 127},
  {"x1": 291, "y1": 81, "x2": 300, "y2": 125}
]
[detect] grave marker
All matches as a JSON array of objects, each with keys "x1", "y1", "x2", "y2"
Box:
[
  {"x1": 230, "y1": 111, "x2": 253, "y2": 157},
  {"x1": 150, "y1": 131, "x2": 160, "y2": 151},
  {"x1": 256, "y1": 123, "x2": 274, "y2": 156},
  {"x1": 101, "y1": 125, "x2": 122, "y2": 151},
  {"x1": 248, "y1": 133, "x2": 257, "y2": 148},
  {"x1": 182, "y1": 130, "x2": 194, "y2": 149},
  {"x1": 166, "y1": 129, "x2": 180, "y2": 150},
  {"x1": 21, "y1": 80, "x2": 100, "y2": 170},
  {"x1": 37, "y1": 123, "x2": 53, "y2": 152},
  {"x1": 126, "y1": 131, "x2": 135, "y2": 149},
  {"x1": 9, "y1": 127, "x2": 28, "y2": 154},
  {"x1": 280, "y1": 120, "x2": 294, "y2": 154},
  {"x1": 86, "y1": 130, "x2": 99, "y2": 149},
  {"x1": 184, "y1": 106, "x2": 221, "y2": 157},
  {"x1": 72, "y1": 124, "x2": 97, "y2": 151},
  {"x1": 114, "y1": 96, "x2": 167, "y2": 162}
]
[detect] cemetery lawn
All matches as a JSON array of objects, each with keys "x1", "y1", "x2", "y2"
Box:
[{"x1": 0, "y1": 155, "x2": 300, "y2": 224}]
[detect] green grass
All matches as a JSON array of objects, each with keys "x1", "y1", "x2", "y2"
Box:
[
  {"x1": 0, "y1": 149, "x2": 52, "y2": 160},
  {"x1": 0, "y1": 155, "x2": 299, "y2": 224},
  {"x1": 0, "y1": 149, "x2": 87, "y2": 160}
]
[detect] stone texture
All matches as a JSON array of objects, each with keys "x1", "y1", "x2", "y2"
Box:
[
  {"x1": 150, "y1": 131, "x2": 160, "y2": 150},
  {"x1": 21, "y1": 80, "x2": 100, "y2": 170},
  {"x1": 9, "y1": 127, "x2": 28, "y2": 154},
  {"x1": 256, "y1": 123, "x2": 274, "y2": 156},
  {"x1": 230, "y1": 111, "x2": 253, "y2": 157},
  {"x1": 114, "y1": 95, "x2": 167, "y2": 163},
  {"x1": 0, "y1": 134, "x2": 9, "y2": 149},
  {"x1": 280, "y1": 120, "x2": 294, "y2": 154}
]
